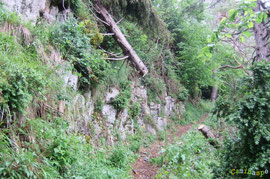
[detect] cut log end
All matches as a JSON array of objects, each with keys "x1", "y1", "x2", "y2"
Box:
[
  {"x1": 198, "y1": 124, "x2": 219, "y2": 148},
  {"x1": 198, "y1": 124, "x2": 205, "y2": 130}
]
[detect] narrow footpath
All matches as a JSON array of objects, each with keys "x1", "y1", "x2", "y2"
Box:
[{"x1": 132, "y1": 113, "x2": 208, "y2": 179}]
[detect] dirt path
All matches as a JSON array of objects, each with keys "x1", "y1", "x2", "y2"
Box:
[{"x1": 132, "y1": 113, "x2": 208, "y2": 179}]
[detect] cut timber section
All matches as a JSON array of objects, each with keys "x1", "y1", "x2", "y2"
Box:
[
  {"x1": 94, "y1": 2, "x2": 149, "y2": 76},
  {"x1": 198, "y1": 124, "x2": 219, "y2": 148}
]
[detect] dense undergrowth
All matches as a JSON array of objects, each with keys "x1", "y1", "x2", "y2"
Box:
[
  {"x1": 179, "y1": 100, "x2": 212, "y2": 125},
  {"x1": 0, "y1": 4, "x2": 135, "y2": 178},
  {"x1": 153, "y1": 131, "x2": 217, "y2": 179},
  {"x1": 1, "y1": 0, "x2": 269, "y2": 178},
  {"x1": 0, "y1": 1, "x2": 181, "y2": 177},
  {"x1": 0, "y1": 117, "x2": 139, "y2": 178},
  {"x1": 151, "y1": 101, "x2": 216, "y2": 179}
]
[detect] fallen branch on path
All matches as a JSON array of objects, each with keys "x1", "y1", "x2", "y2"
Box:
[{"x1": 198, "y1": 125, "x2": 219, "y2": 148}]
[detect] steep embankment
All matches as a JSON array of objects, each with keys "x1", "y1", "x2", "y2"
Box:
[
  {"x1": 0, "y1": 0, "x2": 186, "y2": 144},
  {"x1": 0, "y1": 0, "x2": 188, "y2": 178}
]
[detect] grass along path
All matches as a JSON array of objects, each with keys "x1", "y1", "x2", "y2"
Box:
[{"x1": 132, "y1": 113, "x2": 209, "y2": 179}]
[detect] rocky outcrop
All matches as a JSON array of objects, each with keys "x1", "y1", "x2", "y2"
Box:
[
  {"x1": 1, "y1": 0, "x2": 67, "y2": 23},
  {"x1": 2, "y1": 0, "x2": 47, "y2": 22},
  {"x1": 102, "y1": 104, "x2": 117, "y2": 127},
  {"x1": 61, "y1": 74, "x2": 185, "y2": 144},
  {"x1": 2, "y1": 0, "x2": 186, "y2": 145},
  {"x1": 105, "y1": 88, "x2": 119, "y2": 103}
]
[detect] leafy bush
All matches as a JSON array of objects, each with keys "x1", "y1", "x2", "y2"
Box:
[
  {"x1": 153, "y1": 131, "x2": 216, "y2": 178},
  {"x1": 50, "y1": 18, "x2": 91, "y2": 58},
  {"x1": 143, "y1": 76, "x2": 166, "y2": 104},
  {"x1": 0, "y1": 65, "x2": 45, "y2": 113},
  {"x1": 128, "y1": 102, "x2": 141, "y2": 119},
  {"x1": 178, "y1": 86, "x2": 189, "y2": 102},
  {"x1": 0, "y1": 33, "x2": 48, "y2": 114},
  {"x1": 214, "y1": 62, "x2": 270, "y2": 177},
  {"x1": 0, "y1": 133, "x2": 59, "y2": 178},
  {"x1": 111, "y1": 81, "x2": 132, "y2": 112},
  {"x1": 82, "y1": 19, "x2": 104, "y2": 47},
  {"x1": 0, "y1": 117, "x2": 136, "y2": 178},
  {"x1": 181, "y1": 102, "x2": 206, "y2": 125},
  {"x1": 69, "y1": 0, "x2": 89, "y2": 19},
  {"x1": 109, "y1": 146, "x2": 129, "y2": 168},
  {"x1": 50, "y1": 18, "x2": 111, "y2": 90}
]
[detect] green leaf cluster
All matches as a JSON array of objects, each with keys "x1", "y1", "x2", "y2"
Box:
[
  {"x1": 0, "y1": 33, "x2": 48, "y2": 114},
  {"x1": 215, "y1": 62, "x2": 270, "y2": 177},
  {"x1": 153, "y1": 130, "x2": 216, "y2": 178},
  {"x1": 111, "y1": 81, "x2": 132, "y2": 112},
  {"x1": 50, "y1": 18, "x2": 112, "y2": 90}
]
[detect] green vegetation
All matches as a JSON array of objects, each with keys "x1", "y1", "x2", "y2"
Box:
[
  {"x1": 128, "y1": 102, "x2": 141, "y2": 119},
  {"x1": 127, "y1": 127, "x2": 156, "y2": 152},
  {"x1": 153, "y1": 131, "x2": 217, "y2": 179},
  {"x1": 1, "y1": 0, "x2": 270, "y2": 178},
  {"x1": 0, "y1": 34, "x2": 47, "y2": 114},
  {"x1": 0, "y1": 118, "x2": 136, "y2": 178},
  {"x1": 111, "y1": 82, "x2": 132, "y2": 112},
  {"x1": 213, "y1": 62, "x2": 270, "y2": 178},
  {"x1": 50, "y1": 18, "x2": 111, "y2": 90},
  {"x1": 0, "y1": 4, "x2": 134, "y2": 178},
  {"x1": 179, "y1": 101, "x2": 212, "y2": 125}
]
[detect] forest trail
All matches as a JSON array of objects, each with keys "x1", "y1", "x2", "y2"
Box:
[{"x1": 132, "y1": 113, "x2": 208, "y2": 179}]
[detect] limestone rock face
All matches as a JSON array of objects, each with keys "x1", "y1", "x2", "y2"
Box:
[
  {"x1": 66, "y1": 93, "x2": 94, "y2": 136},
  {"x1": 165, "y1": 96, "x2": 176, "y2": 117},
  {"x1": 1, "y1": 0, "x2": 65, "y2": 23},
  {"x1": 59, "y1": 62, "x2": 79, "y2": 90},
  {"x1": 102, "y1": 104, "x2": 117, "y2": 127},
  {"x1": 132, "y1": 84, "x2": 150, "y2": 126},
  {"x1": 2, "y1": 0, "x2": 47, "y2": 22},
  {"x1": 150, "y1": 102, "x2": 161, "y2": 120},
  {"x1": 118, "y1": 109, "x2": 133, "y2": 140},
  {"x1": 105, "y1": 88, "x2": 120, "y2": 103},
  {"x1": 156, "y1": 117, "x2": 167, "y2": 131}
]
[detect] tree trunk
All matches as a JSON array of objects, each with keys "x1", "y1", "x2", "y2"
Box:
[
  {"x1": 94, "y1": 2, "x2": 148, "y2": 76},
  {"x1": 211, "y1": 69, "x2": 218, "y2": 102},
  {"x1": 198, "y1": 124, "x2": 219, "y2": 148},
  {"x1": 211, "y1": 85, "x2": 218, "y2": 101},
  {"x1": 254, "y1": 1, "x2": 270, "y2": 62}
]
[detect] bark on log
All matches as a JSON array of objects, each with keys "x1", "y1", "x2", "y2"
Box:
[
  {"x1": 58, "y1": 100, "x2": 65, "y2": 115},
  {"x1": 94, "y1": 2, "x2": 149, "y2": 76},
  {"x1": 198, "y1": 124, "x2": 219, "y2": 147}
]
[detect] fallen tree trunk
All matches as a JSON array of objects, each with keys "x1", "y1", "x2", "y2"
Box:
[
  {"x1": 198, "y1": 125, "x2": 219, "y2": 148},
  {"x1": 94, "y1": 2, "x2": 149, "y2": 76}
]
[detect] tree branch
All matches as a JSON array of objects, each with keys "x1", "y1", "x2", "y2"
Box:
[
  {"x1": 233, "y1": 56, "x2": 251, "y2": 75},
  {"x1": 101, "y1": 33, "x2": 115, "y2": 36},
  {"x1": 89, "y1": 6, "x2": 110, "y2": 26},
  {"x1": 218, "y1": 56, "x2": 251, "y2": 75},
  {"x1": 99, "y1": 46, "x2": 123, "y2": 57},
  {"x1": 105, "y1": 56, "x2": 129, "y2": 61},
  {"x1": 219, "y1": 65, "x2": 243, "y2": 69},
  {"x1": 116, "y1": 17, "x2": 124, "y2": 25}
]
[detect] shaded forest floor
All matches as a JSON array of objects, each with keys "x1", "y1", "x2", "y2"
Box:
[{"x1": 132, "y1": 113, "x2": 209, "y2": 179}]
